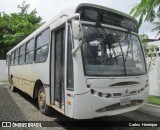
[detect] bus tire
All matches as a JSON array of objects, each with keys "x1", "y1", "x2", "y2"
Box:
[
  {"x1": 10, "y1": 85, "x2": 16, "y2": 92},
  {"x1": 38, "y1": 86, "x2": 52, "y2": 115},
  {"x1": 10, "y1": 78, "x2": 16, "y2": 92}
]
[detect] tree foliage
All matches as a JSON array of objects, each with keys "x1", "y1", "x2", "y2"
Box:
[
  {"x1": 0, "y1": 1, "x2": 43, "y2": 59},
  {"x1": 130, "y1": 0, "x2": 160, "y2": 71},
  {"x1": 130, "y1": 0, "x2": 160, "y2": 27},
  {"x1": 140, "y1": 33, "x2": 149, "y2": 55},
  {"x1": 140, "y1": 34, "x2": 157, "y2": 71},
  {"x1": 152, "y1": 13, "x2": 160, "y2": 37}
]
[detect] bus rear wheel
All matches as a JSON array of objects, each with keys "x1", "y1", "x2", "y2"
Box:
[
  {"x1": 38, "y1": 86, "x2": 52, "y2": 115},
  {"x1": 10, "y1": 85, "x2": 16, "y2": 92},
  {"x1": 10, "y1": 78, "x2": 16, "y2": 92}
]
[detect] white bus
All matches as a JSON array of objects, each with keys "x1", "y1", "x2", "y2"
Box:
[{"x1": 6, "y1": 3, "x2": 149, "y2": 119}]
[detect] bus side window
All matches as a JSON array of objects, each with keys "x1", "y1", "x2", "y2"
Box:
[
  {"x1": 35, "y1": 29, "x2": 50, "y2": 63},
  {"x1": 14, "y1": 49, "x2": 19, "y2": 65},
  {"x1": 10, "y1": 52, "x2": 14, "y2": 66},
  {"x1": 26, "y1": 39, "x2": 34, "y2": 64},
  {"x1": 67, "y1": 26, "x2": 74, "y2": 90},
  {"x1": 19, "y1": 44, "x2": 25, "y2": 64},
  {"x1": 6, "y1": 55, "x2": 8, "y2": 66},
  {"x1": 12, "y1": 51, "x2": 16, "y2": 65}
]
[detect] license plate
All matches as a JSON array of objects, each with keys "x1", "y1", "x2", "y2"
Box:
[{"x1": 120, "y1": 98, "x2": 131, "y2": 106}]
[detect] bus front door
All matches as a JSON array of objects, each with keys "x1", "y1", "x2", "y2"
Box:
[{"x1": 51, "y1": 28, "x2": 65, "y2": 109}]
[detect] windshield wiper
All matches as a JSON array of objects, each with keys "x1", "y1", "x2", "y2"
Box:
[
  {"x1": 95, "y1": 22, "x2": 112, "y2": 50},
  {"x1": 95, "y1": 22, "x2": 120, "y2": 65},
  {"x1": 95, "y1": 22, "x2": 113, "y2": 61},
  {"x1": 124, "y1": 30, "x2": 132, "y2": 64}
]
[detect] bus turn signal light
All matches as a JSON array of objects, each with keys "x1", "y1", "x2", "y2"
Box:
[{"x1": 67, "y1": 100, "x2": 71, "y2": 105}]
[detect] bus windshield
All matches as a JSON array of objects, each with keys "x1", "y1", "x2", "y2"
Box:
[{"x1": 81, "y1": 25, "x2": 146, "y2": 76}]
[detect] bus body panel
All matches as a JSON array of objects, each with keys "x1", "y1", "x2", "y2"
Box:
[
  {"x1": 65, "y1": 90, "x2": 75, "y2": 118},
  {"x1": 86, "y1": 75, "x2": 147, "y2": 93},
  {"x1": 74, "y1": 93, "x2": 93, "y2": 119},
  {"x1": 73, "y1": 84, "x2": 148, "y2": 119},
  {"x1": 72, "y1": 40, "x2": 88, "y2": 94},
  {"x1": 72, "y1": 74, "x2": 148, "y2": 119},
  {"x1": 10, "y1": 61, "x2": 50, "y2": 97}
]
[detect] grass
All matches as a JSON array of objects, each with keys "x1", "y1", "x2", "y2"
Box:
[
  {"x1": 0, "y1": 80, "x2": 8, "y2": 82},
  {"x1": 147, "y1": 95, "x2": 160, "y2": 106}
]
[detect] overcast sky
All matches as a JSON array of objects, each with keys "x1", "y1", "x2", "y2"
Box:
[{"x1": 0, "y1": 0, "x2": 159, "y2": 39}]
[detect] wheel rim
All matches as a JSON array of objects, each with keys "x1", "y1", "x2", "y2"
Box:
[{"x1": 38, "y1": 89, "x2": 46, "y2": 109}]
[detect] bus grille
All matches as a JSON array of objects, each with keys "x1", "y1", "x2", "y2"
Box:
[
  {"x1": 96, "y1": 100, "x2": 143, "y2": 112},
  {"x1": 90, "y1": 85, "x2": 147, "y2": 98}
]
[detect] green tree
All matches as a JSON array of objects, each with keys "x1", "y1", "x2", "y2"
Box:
[
  {"x1": 130, "y1": 0, "x2": 160, "y2": 71},
  {"x1": 152, "y1": 13, "x2": 160, "y2": 37},
  {"x1": 0, "y1": 1, "x2": 43, "y2": 59},
  {"x1": 130, "y1": 0, "x2": 160, "y2": 27},
  {"x1": 140, "y1": 34, "x2": 157, "y2": 71},
  {"x1": 140, "y1": 33, "x2": 149, "y2": 55}
]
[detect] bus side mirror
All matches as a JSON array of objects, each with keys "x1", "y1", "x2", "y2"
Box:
[
  {"x1": 71, "y1": 20, "x2": 83, "y2": 55},
  {"x1": 71, "y1": 20, "x2": 83, "y2": 40},
  {"x1": 65, "y1": 13, "x2": 83, "y2": 55}
]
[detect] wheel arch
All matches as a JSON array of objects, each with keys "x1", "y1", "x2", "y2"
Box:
[
  {"x1": 33, "y1": 79, "x2": 43, "y2": 99},
  {"x1": 33, "y1": 79, "x2": 52, "y2": 115}
]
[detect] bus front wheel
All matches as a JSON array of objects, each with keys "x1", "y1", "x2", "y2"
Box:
[{"x1": 38, "y1": 86, "x2": 52, "y2": 115}]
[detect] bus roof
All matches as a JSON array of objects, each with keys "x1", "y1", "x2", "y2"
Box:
[
  {"x1": 7, "y1": 3, "x2": 137, "y2": 54},
  {"x1": 77, "y1": 3, "x2": 138, "y2": 24}
]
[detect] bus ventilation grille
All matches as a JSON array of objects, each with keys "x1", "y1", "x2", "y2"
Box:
[{"x1": 90, "y1": 85, "x2": 147, "y2": 98}]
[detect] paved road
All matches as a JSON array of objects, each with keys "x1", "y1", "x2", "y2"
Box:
[{"x1": 0, "y1": 85, "x2": 160, "y2": 130}]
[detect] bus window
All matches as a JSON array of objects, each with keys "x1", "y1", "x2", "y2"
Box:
[
  {"x1": 81, "y1": 25, "x2": 146, "y2": 76},
  {"x1": 14, "y1": 49, "x2": 19, "y2": 65},
  {"x1": 67, "y1": 26, "x2": 74, "y2": 90},
  {"x1": 10, "y1": 52, "x2": 14, "y2": 65},
  {"x1": 6, "y1": 55, "x2": 8, "y2": 66},
  {"x1": 26, "y1": 39, "x2": 34, "y2": 64},
  {"x1": 35, "y1": 29, "x2": 50, "y2": 62},
  {"x1": 19, "y1": 44, "x2": 25, "y2": 64}
]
